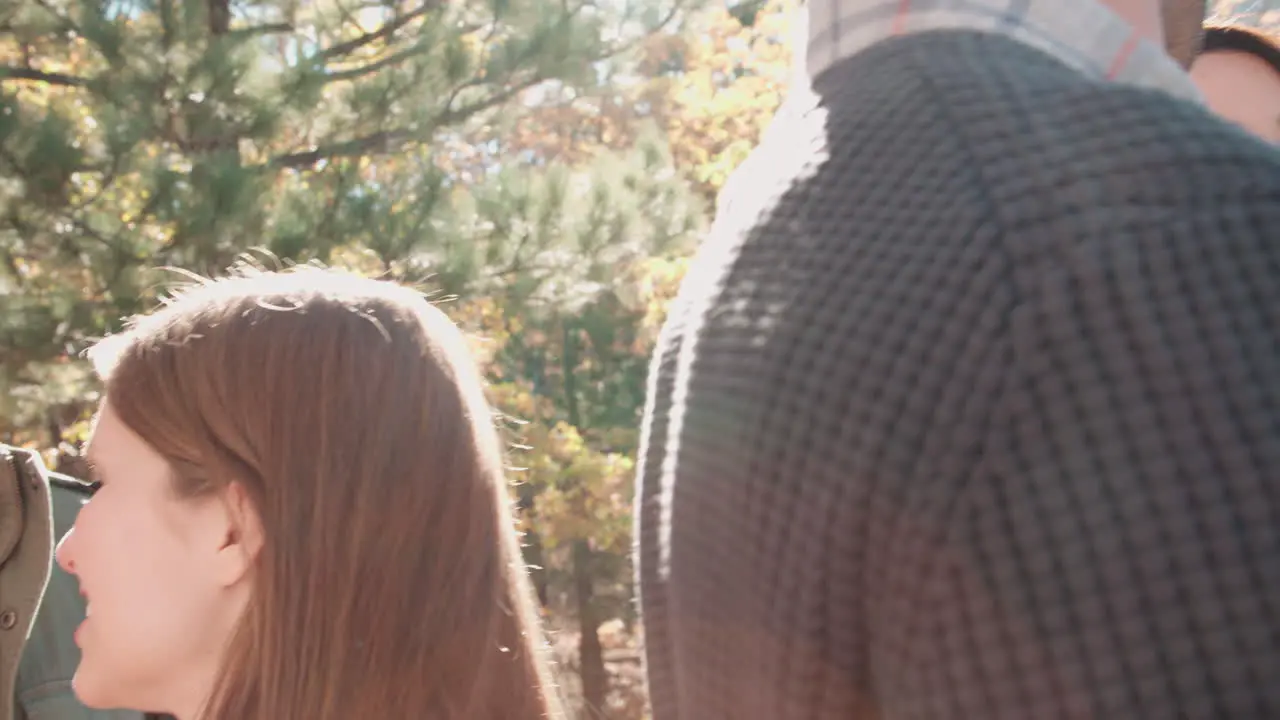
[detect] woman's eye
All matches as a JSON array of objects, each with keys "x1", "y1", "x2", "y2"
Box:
[{"x1": 84, "y1": 461, "x2": 104, "y2": 494}]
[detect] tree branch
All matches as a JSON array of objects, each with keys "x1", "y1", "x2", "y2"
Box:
[
  {"x1": 228, "y1": 22, "x2": 294, "y2": 39},
  {"x1": 265, "y1": 0, "x2": 679, "y2": 171},
  {"x1": 437, "y1": 73, "x2": 549, "y2": 127},
  {"x1": 0, "y1": 66, "x2": 86, "y2": 86},
  {"x1": 269, "y1": 130, "x2": 409, "y2": 169},
  {"x1": 269, "y1": 63, "x2": 547, "y2": 170},
  {"x1": 316, "y1": 2, "x2": 440, "y2": 60},
  {"x1": 323, "y1": 44, "x2": 428, "y2": 82},
  {"x1": 598, "y1": 1, "x2": 683, "y2": 60}
]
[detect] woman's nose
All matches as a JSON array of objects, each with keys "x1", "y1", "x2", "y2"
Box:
[{"x1": 55, "y1": 528, "x2": 77, "y2": 574}]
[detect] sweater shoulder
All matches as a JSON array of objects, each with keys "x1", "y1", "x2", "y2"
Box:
[{"x1": 811, "y1": 29, "x2": 1280, "y2": 284}]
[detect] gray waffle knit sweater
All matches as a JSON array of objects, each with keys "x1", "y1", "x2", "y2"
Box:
[{"x1": 635, "y1": 30, "x2": 1280, "y2": 720}]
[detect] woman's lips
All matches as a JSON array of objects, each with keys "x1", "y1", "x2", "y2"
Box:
[{"x1": 75, "y1": 593, "x2": 90, "y2": 646}]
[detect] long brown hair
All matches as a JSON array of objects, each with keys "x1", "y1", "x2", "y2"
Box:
[{"x1": 89, "y1": 266, "x2": 562, "y2": 720}]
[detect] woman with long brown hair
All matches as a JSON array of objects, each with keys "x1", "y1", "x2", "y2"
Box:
[{"x1": 55, "y1": 266, "x2": 562, "y2": 720}]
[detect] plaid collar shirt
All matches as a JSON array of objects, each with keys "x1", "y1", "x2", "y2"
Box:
[{"x1": 804, "y1": 0, "x2": 1204, "y2": 104}]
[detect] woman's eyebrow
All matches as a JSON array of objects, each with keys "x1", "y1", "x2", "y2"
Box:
[{"x1": 83, "y1": 441, "x2": 102, "y2": 472}]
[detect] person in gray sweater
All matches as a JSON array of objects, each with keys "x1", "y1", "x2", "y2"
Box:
[{"x1": 635, "y1": 0, "x2": 1280, "y2": 718}]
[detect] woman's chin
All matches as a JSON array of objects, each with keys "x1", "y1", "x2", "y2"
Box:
[
  {"x1": 71, "y1": 665, "x2": 121, "y2": 709},
  {"x1": 73, "y1": 657, "x2": 172, "y2": 715}
]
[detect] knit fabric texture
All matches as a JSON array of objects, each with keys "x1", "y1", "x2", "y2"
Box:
[{"x1": 635, "y1": 29, "x2": 1280, "y2": 720}]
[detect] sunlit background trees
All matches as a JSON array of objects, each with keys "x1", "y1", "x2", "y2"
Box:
[{"x1": 0, "y1": 0, "x2": 1269, "y2": 716}]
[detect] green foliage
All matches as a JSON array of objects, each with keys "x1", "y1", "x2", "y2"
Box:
[
  {"x1": 0, "y1": 0, "x2": 686, "y2": 384},
  {"x1": 727, "y1": 0, "x2": 768, "y2": 27},
  {"x1": 0, "y1": 0, "x2": 793, "y2": 714},
  {"x1": 448, "y1": 132, "x2": 701, "y2": 578}
]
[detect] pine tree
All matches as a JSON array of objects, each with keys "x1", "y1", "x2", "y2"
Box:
[
  {"x1": 2, "y1": 2, "x2": 707, "y2": 715},
  {"x1": 0, "y1": 0, "x2": 682, "y2": 444},
  {"x1": 449, "y1": 134, "x2": 704, "y2": 716}
]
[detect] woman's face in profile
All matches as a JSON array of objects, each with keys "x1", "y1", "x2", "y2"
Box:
[{"x1": 55, "y1": 403, "x2": 254, "y2": 717}]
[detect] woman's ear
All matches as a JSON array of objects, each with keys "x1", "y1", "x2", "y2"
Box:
[{"x1": 214, "y1": 481, "x2": 264, "y2": 588}]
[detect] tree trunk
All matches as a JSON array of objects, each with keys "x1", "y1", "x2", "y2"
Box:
[
  {"x1": 517, "y1": 481, "x2": 551, "y2": 606},
  {"x1": 528, "y1": 530, "x2": 550, "y2": 607},
  {"x1": 574, "y1": 538, "x2": 608, "y2": 719},
  {"x1": 207, "y1": 0, "x2": 230, "y2": 34},
  {"x1": 563, "y1": 323, "x2": 608, "y2": 718}
]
